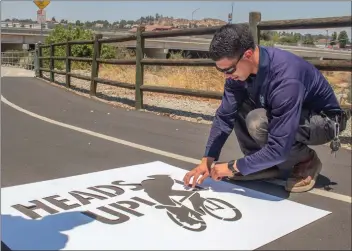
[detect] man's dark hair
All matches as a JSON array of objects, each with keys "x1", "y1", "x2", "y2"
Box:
[{"x1": 209, "y1": 23, "x2": 255, "y2": 61}]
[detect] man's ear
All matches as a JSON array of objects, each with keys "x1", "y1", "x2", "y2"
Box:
[{"x1": 243, "y1": 49, "x2": 253, "y2": 59}]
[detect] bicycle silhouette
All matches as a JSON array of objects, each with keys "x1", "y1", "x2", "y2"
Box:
[{"x1": 113, "y1": 174, "x2": 242, "y2": 232}]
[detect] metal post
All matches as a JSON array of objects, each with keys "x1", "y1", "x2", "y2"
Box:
[
  {"x1": 191, "y1": 8, "x2": 200, "y2": 28},
  {"x1": 231, "y1": 2, "x2": 234, "y2": 24}
]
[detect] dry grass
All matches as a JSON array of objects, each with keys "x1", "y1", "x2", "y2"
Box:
[
  {"x1": 97, "y1": 64, "x2": 351, "y2": 109},
  {"x1": 321, "y1": 70, "x2": 351, "y2": 107},
  {"x1": 97, "y1": 50, "x2": 226, "y2": 93},
  {"x1": 98, "y1": 65, "x2": 350, "y2": 91},
  {"x1": 322, "y1": 71, "x2": 351, "y2": 87},
  {"x1": 98, "y1": 64, "x2": 225, "y2": 92}
]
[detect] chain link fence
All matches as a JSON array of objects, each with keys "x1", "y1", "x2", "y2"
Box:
[{"x1": 1, "y1": 50, "x2": 35, "y2": 70}]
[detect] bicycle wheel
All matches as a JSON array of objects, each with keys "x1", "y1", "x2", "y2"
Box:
[
  {"x1": 166, "y1": 210, "x2": 207, "y2": 232},
  {"x1": 202, "y1": 197, "x2": 242, "y2": 221}
]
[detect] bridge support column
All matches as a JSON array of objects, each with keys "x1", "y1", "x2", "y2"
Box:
[{"x1": 143, "y1": 48, "x2": 168, "y2": 59}]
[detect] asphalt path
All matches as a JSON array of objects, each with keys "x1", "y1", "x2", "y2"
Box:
[{"x1": 1, "y1": 76, "x2": 351, "y2": 250}]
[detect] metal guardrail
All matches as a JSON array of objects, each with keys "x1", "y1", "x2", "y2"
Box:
[
  {"x1": 35, "y1": 12, "x2": 352, "y2": 110},
  {"x1": 1, "y1": 51, "x2": 35, "y2": 70}
]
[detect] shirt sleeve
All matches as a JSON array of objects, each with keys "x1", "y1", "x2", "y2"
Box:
[
  {"x1": 236, "y1": 78, "x2": 306, "y2": 175},
  {"x1": 204, "y1": 79, "x2": 247, "y2": 161}
]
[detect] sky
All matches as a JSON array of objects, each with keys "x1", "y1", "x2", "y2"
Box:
[{"x1": 1, "y1": 1, "x2": 351, "y2": 36}]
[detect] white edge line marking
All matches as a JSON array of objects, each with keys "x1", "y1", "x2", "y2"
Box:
[{"x1": 1, "y1": 95, "x2": 351, "y2": 204}]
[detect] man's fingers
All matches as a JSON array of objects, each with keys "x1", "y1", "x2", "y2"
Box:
[
  {"x1": 192, "y1": 172, "x2": 202, "y2": 188},
  {"x1": 210, "y1": 168, "x2": 215, "y2": 178},
  {"x1": 197, "y1": 172, "x2": 209, "y2": 185},
  {"x1": 183, "y1": 169, "x2": 196, "y2": 186},
  {"x1": 210, "y1": 168, "x2": 221, "y2": 182}
]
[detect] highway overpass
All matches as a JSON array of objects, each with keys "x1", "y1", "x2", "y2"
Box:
[{"x1": 1, "y1": 28, "x2": 351, "y2": 60}]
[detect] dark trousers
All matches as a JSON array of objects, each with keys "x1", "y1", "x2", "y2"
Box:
[{"x1": 233, "y1": 100, "x2": 338, "y2": 178}]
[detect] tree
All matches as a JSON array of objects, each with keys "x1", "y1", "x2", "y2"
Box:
[
  {"x1": 260, "y1": 31, "x2": 271, "y2": 41},
  {"x1": 338, "y1": 30, "x2": 349, "y2": 48},
  {"x1": 279, "y1": 36, "x2": 297, "y2": 45},
  {"x1": 119, "y1": 19, "x2": 127, "y2": 28},
  {"x1": 302, "y1": 34, "x2": 314, "y2": 45},
  {"x1": 102, "y1": 20, "x2": 110, "y2": 28},
  {"x1": 330, "y1": 31, "x2": 337, "y2": 45},
  {"x1": 271, "y1": 32, "x2": 280, "y2": 43},
  {"x1": 293, "y1": 33, "x2": 302, "y2": 43}
]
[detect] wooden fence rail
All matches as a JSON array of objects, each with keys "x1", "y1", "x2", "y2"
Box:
[{"x1": 35, "y1": 12, "x2": 352, "y2": 110}]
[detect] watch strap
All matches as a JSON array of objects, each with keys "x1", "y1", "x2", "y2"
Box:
[{"x1": 227, "y1": 160, "x2": 237, "y2": 177}]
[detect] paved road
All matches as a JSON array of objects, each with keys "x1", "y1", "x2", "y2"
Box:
[{"x1": 1, "y1": 75, "x2": 351, "y2": 250}]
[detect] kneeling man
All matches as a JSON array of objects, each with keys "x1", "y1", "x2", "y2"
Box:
[{"x1": 183, "y1": 23, "x2": 348, "y2": 193}]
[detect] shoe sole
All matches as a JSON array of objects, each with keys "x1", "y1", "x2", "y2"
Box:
[{"x1": 285, "y1": 158, "x2": 322, "y2": 193}]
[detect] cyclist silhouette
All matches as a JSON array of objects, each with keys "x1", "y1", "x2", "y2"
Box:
[
  {"x1": 114, "y1": 174, "x2": 242, "y2": 230},
  {"x1": 115, "y1": 175, "x2": 206, "y2": 225}
]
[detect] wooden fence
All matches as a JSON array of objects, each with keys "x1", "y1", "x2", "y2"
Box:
[{"x1": 35, "y1": 12, "x2": 352, "y2": 110}]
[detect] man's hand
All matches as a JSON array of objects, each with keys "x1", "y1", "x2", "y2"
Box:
[
  {"x1": 210, "y1": 162, "x2": 234, "y2": 181},
  {"x1": 183, "y1": 157, "x2": 214, "y2": 188}
]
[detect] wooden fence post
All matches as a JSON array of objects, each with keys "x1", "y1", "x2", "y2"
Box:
[
  {"x1": 90, "y1": 33, "x2": 103, "y2": 96},
  {"x1": 50, "y1": 44, "x2": 55, "y2": 82},
  {"x1": 34, "y1": 43, "x2": 40, "y2": 77},
  {"x1": 38, "y1": 42, "x2": 43, "y2": 78},
  {"x1": 249, "y1": 12, "x2": 261, "y2": 45},
  {"x1": 65, "y1": 40, "x2": 71, "y2": 88},
  {"x1": 135, "y1": 25, "x2": 145, "y2": 110}
]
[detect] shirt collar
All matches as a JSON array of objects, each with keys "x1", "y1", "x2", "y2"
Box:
[{"x1": 256, "y1": 46, "x2": 270, "y2": 80}]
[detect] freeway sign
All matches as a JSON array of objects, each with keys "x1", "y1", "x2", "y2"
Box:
[{"x1": 33, "y1": 0, "x2": 50, "y2": 10}]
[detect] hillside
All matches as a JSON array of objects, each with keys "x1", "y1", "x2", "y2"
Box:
[{"x1": 149, "y1": 17, "x2": 227, "y2": 28}]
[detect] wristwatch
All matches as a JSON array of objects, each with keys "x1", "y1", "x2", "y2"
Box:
[{"x1": 227, "y1": 160, "x2": 238, "y2": 177}]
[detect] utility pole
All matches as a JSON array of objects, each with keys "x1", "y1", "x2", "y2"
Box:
[
  {"x1": 228, "y1": 2, "x2": 234, "y2": 24},
  {"x1": 192, "y1": 8, "x2": 200, "y2": 21},
  {"x1": 231, "y1": 2, "x2": 234, "y2": 23},
  {"x1": 191, "y1": 8, "x2": 200, "y2": 28}
]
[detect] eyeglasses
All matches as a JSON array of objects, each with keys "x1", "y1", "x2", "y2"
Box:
[
  {"x1": 215, "y1": 65, "x2": 236, "y2": 74},
  {"x1": 215, "y1": 52, "x2": 245, "y2": 74}
]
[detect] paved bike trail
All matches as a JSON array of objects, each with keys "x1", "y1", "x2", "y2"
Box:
[{"x1": 1, "y1": 75, "x2": 351, "y2": 250}]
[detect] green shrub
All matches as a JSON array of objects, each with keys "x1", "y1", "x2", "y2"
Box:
[
  {"x1": 42, "y1": 24, "x2": 116, "y2": 70},
  {"x1": 260, "y1": 40, "x2": 275, "y2": 47}
]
